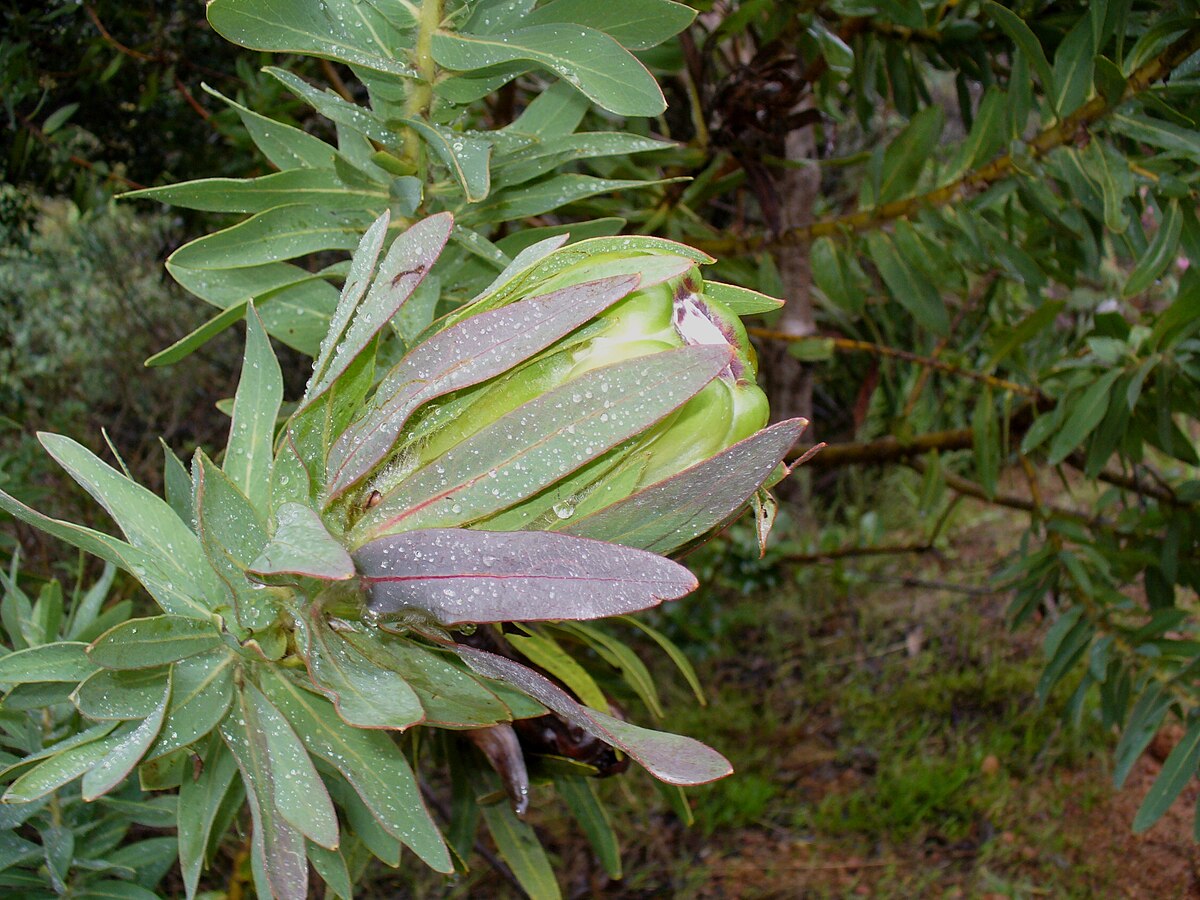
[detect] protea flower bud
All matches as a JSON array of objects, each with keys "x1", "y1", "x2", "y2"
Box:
[{"x1": 335, "y1": 236, "x2": 776, "y2": 544}]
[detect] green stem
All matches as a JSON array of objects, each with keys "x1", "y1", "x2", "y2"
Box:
[{"x1": 404, "y1": 0, "x2": 443, "y2": 169}]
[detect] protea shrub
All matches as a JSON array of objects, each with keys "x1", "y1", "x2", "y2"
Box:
[{"x1": 0, "y1": 212, "x2": 808, "y2": 899}]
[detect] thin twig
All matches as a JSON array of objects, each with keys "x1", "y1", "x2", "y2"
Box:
[
  {"x1": 748, "y1": 328, "x2": 1041, "y2": 397},
  {"x1": 784, "y1": 542, "x2": 936, "y2": 564},
  {"x1": 694, "y1": 24, "x2": 1200, "y2": 255},
  {"x1": 863, "y1": 574, "x2": 998, "y2": 596},
  {"x1": 83, "y1": 3, "x2": 158, "y2": 62}
]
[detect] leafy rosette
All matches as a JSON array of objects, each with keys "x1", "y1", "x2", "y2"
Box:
[{"x1": 0, "y1": 212, "x2": 807, "y2": 899}]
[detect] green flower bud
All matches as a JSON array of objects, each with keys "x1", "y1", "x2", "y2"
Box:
[{"x1": 368, "y1": 249, "x2": 770, "y2": 531}]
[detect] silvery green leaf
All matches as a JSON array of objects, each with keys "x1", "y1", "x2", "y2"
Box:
[
  {"x1": 356, "y1": 528, "x2": 696, "y2": 624},
  {"x1": 432, "y1": 25, "x2": 665, "y2": 117},
  {"x1": 453, "y1": 644, "x2": 732, "y2": 785}
]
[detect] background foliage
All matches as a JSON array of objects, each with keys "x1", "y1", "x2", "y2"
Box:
[{"x1": 5, "y1": 0, "x2": 1200, "y2": 896}]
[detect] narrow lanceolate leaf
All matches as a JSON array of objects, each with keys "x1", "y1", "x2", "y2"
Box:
[
  {"x1": 82, "y1": 675, "x2": 171, "y2": 801},
  {"x1": 1124, "y1": 199, "x2": 1183, "y2": 298},
  {"x1": 866, "y1": 232, "x2": 949, "y2": 335},
  {"x1": 304, "y1": 213, "x2": 453, "y2": 409},
  {"x1": 560, "y1": 419, "x2": 805, "y2": 553},
  {"x1": 36, "y1": 434, "x2": 219, "y2": 617},
  {"x1": 73, "y1": 668, "x2": 169, "y2": 720},
  {"x1": 0, "y1": 642, "x2": 96, "y2": 684},
  {"x1": 194, "y1": 452, "x2": 272, "y2": 633},
  {"x1": 432, "y1": 26, "x2": 665, "y2": 118},
  {"x1": 220, "y1": 709, "x2": 309, "y2": 900},
  {"x1": 356, "y1": 346, "x2": 731, "y2": 538},
  {"x1": 249, "y1": 503, "x2": 354, "y2": 581},
  {"x1": 168, "y1": 204, "x2": 371, "y2": 271},
  {"x1": 207, "y1": 0, "x2": 416, "y2": 77},
  {"x1": 480, "y1": 797, "x2": 563, "y2": 900},
  {"x1": 179, "y1": 736, "x2": 239, "y2": 899},
  {"x1": 339, "y1": 630, "x2": 512, "y2": 727},
  {"x1": 981, "y1": 1, "x2": 1057, "y2": 113},
  {"x1": 256, "y1": 668, "x2": 452, "y2": 872},
  {"x1": 399, "y1": 118, "x2": 491, "y2": 202},
  {"x1": 3, "y1": 726, "x2": 125, "y2": 803},
  {"x1": 147, "y1": 650, "x2": 237, "y2": 759},
  {"x1": 523, "y1": 0, "x2": 695, "y2": 50},
  {"x1": 1133, "y1": 719, "x2": 1200, "y2": 833},
  {"x1": 554, "y1": 774, "x2": 622, "y2": 879},
  {"x1": 302, "y1": 211, "x2": 389, "y2": 398},
  {"x1": 122, "y1": 168, "x2": 383, "y2": 213},
  {"x1": 326, "y1": 274, "x2": 641, "y2": 498},
  {"x1": 297, "y1": 616, "x2": 425, "y2": 730},
  {"x1": 358, "y1": 528, "x2": 695, "y2": 625},
  {"x1": 702, "y1": 282, "x2": 784, "y2": 315},
  {"x1": 225, "y1": 304, "x2": 282, "y2": 515},
  {"x1": 243, "y1": 681, "x2": 339, "y2": 849},
  {"x1": 88, "y1": 616, "x2": 220, "y2": 669},
  {"x1": 453, "y1": 644, "x2": 732, "y2": 785}
]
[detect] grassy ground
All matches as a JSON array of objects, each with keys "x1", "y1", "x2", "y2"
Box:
[{"x1": 389, "y1": 489, "x2": 1200, "y2": 899}]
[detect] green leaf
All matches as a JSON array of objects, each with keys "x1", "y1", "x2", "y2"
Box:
[
  {"x1": 1052, "y1": 12, "x2": 1097, "y2": 114},
  {"x1": 298, "y1": 617, "x2": 425, "y2": 730},
  {"x1": 1045, "y1": 369, "x2": 1122, "y2": 465},
  {"x1": 206, "y1": 0, "x2": 416, "y2": 77},
  {"x1": 148, "y1": 650, "x2": 237, "y2": 759},
  {"x1": 338, "y1": 632, "x2": 512, "y2": 728},
  {"x1": 37, "y1": 434, "x2": 218, "y2": 618},
  {"x1": 875, "y1": 105, "x2": 944, "y2": 205},
  {"x1": 82, "y1": 675, "x2": 172, "y2": 801},
  {"x1": 308, "y1": 842, "x2": 354, "y2": 899},
  {"x1": 193, "y1": 452, "x2": 272, "y2": 633},
  {"x1": 256, "y1": 668, "x2": 452, "y2": 871},
  {"x1": 178, "y1": 737, "x2": 239, "y2": 898},
  {"x1": 945, "y1": 86, "x2": 1006, "y2": 180},
  {"x1": 265, "y1": 68, "x2": 393, "y2": 143},
  {"x1": 243, "y1": 681, "x2": 339, "y2": 849},
  {"x1": 432, "y1": 25, "x2": 665, "y2": 118},
  {"x1": 972, "y1": 387, "x2": 1000, "y2": 498},
  {"x1": 524, "y1": 0, "x2": 694, "y2": 50},
  {"x1": 225, "y1": 304, "x2": 283, "y2": 516},
  {"x1": 467, "y1": 173, "x2": 679, "y2": 225},
  {"x1": 1134, "y1": 718, "x2": 1200, "y2": 833},
  {"x1": 400, "y1": 118, "x2": 491, "y2": 202},
  {"x1": 1114, "y1": 683, "x2": 1173, "y2": 789},
  {"x1": 123, "y1": 168, "x2": 384, "y2": 213},
  {"x1": 865, "y1": 232, "x2": 948, "y2": 335},
  {"x1": 1107, "y1": 112, "x2": 1200, "y2": 157},
  {"x1": 73, "y1": 668, "x2": 169, "y2": 720},
  {"x1": 220, "y1": 707, "x2": 309, "y2": 900},
  {"x1": 554, "y1": 622, "x2": 661, "y2": 717},
  {"x1": 1093, "y1": 54, "x2": 1127, "y2": 106},
  {"x1": 702, "y1": 281, "x2": 783, "y2": 315},
  {"x1": 480, "y1": 798, "x2": 562, "y2": 900},
  {"x1": 304, "y1": 213, "x2": 452, "y2": 409},
  {"x1": 249, "y1": 503, "x2": 354, "y2": 581},
  {"x1": 554, "y1": 775, "x2": 621, "y2": 879},
  {"x1": 982, "y1": 1, "x2": 1057, "y2": 114},
  {"x1": 620, "y1": 615, "x2": 705, "y2": 705},
  {"x1": 0, "y1": 642, "x2": 96, "y2": 684},
  {"x1": 201, "y1": 85, "x2": 338, "y2": 171},
  {"x1": 504, "y1": 80, "x2": 589, "y2": 136},
  {"x1": 168, "y1": 204, "x2": 372, "y2": 271},
  {"x1": 1124, "y1": 199, "x2": 1183, "y2": 298},
  {"x1": 4, "y1": 726, "x2": 126, "y2": 803},
  {"x1": 88, "y1": 616, "x2": 221, "y2": 670},
  {"x1": 810, "y1": 237, "x2": 862, "y2": 313}
]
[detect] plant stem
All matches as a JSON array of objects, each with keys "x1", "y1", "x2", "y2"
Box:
[{"x1": 404, "y1": 0, "x2": 443, "y2": 168}]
